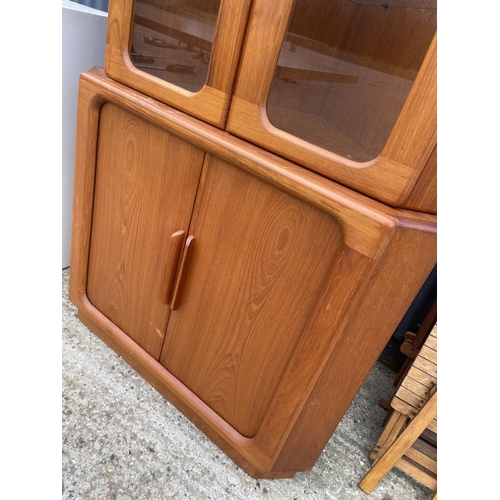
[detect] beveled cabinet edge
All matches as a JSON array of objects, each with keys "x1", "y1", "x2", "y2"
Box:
[
  {"x1": 105, "y1": 0, "x2": 253, "y2": 128},
  {"x1": 273, "y1": 221, "x2": 437, "y2": 472},
  {"x1": 402, "y1": 145, "x2": 437, "y2": 213},
  {"x1": 69, "y1": 67, "x2": 437, "y2": 476},
  {"x1": 77, "y1": 68, "x2": 406, "y2": 261},
  {"x1": 227, "y1": 0, "x2": 437, "y2": 208}
]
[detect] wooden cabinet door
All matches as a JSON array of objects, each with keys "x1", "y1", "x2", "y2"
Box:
[
  {"x1": 227, "y1": 0, "x2": 437, "y2": 210},
  {"x1": 86, "y1": 102, "x2": 205, "y2": 359},
  {"x1": 105, "y1": 0, "x2": 253, "y2": 128},
  {"x1": 159, "y1": 155, "x2": 345, "y2": 437},
  {"x1": 71, "y1": 69, "x2": 437, "y2": 477}
]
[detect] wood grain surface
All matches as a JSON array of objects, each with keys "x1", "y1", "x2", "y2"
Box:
[
  {"x1": 160, "y1": 155, "x2": 344, "y2": 437},
  {"x1": 105, "y1": 0, "x2": 253, "y2": 127},
  {"x1": 86, "y1": 102, "x2": 204, "y2": 359},
  {"x1": 159, "y1": 230, "x2": 186, "y2": 305},
  {"x1": 75, "y1": 68, "x2": 410, "y2": 260},
  {"x1": 359, "y1": 391, "x2": 437, "y2": 493},
  {"x1": 227, "y1": 0, "x2": 437, "y2": 207},
  {"x1": 70, "y1": 68, "x2": 437, "y2": 477},
  {"x1": 402, "y1": 145, "x2": 437, "y2": 214},
  {"x1": 272, "y1": 222, "x2": 437, "y2": 471}
]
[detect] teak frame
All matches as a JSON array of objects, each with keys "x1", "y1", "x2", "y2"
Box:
[
  {"x1": 70, "y1": 68, "x2": 436, "y2": 478},
  {"x1": 227, "y1": 0, "x2": 437, "y2": 210},
  {"x1": 105, "y1": 0, "x2": 253, "y2": 128}
]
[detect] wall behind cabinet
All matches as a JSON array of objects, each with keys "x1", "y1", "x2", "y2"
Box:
[{"x1": 62, "y1": 1, "x2": 107, "y2": 268}]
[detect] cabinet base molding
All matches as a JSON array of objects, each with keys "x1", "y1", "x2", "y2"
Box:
[{"x1": 75, "y1": 304, "x2": 296, "y2": 478}]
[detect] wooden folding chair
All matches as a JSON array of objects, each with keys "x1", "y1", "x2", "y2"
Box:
[
  {"x1": 379, "y1": 299, "x2": 437, "y2": 412},
  {"x1": 359, "y1": 325, "x2": 437, "y2": 496}
]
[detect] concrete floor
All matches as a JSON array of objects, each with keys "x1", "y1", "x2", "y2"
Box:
[{"x1": 62, "y1": 269, "x2": 434, "y2": 499}]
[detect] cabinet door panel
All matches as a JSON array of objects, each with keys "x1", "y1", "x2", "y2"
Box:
[
  {"x1": 227, "y1": 0, "x2": 436, "y2": 209},
  {"x1": 159, "y1": 155, "x2": 344, "y2": 437},
  {"x1": 105, "y1": 0, "x2": 253, "y2": 128},
  {"x1": 87, "y1": 102, "x2": 204, "y2": 359}
]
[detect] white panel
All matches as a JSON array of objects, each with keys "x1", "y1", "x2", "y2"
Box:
[{"x1": 62, "y1": 3, "x2": 107, "y2": 268}]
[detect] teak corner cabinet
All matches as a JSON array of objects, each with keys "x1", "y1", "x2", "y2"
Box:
[{"x1": 70, "y1": 0, "x2": 437, "y2": 479}]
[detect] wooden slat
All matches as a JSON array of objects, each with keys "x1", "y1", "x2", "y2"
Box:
[
  {"x1": 274, "y1": 66, "x2": 360, "y2": 84},
  {"x1": 405, "y1": 365, "x2": 436, "y2": 388},
  {"x1": 405, "y1": 442, "x2": 437, "y2": 474},
  {"x1": 392, "y1": 395, "x2": 419, "y2": 417},
  {"x1": 391, "y1": 396, "x2": 438, "y2": 433},
  {"x1": 359, "y1": 392, "x2": 437, "y2": 493},
  {"x1": 370, "y1": 411, "x2": 407, "y2": 460},
  {"x1": 413, "y1": 355, "x2": 437, "y2": 378},
  {"x1": 429, "y1": 420, "x2": 437, "y2": 434},
  {"x1": 395, "y1": 387, "x2": 428, "y2": 411},
  {"x1": 421, "y1": 428, "x2": 437, "y2": 447},
  {"x1": 419, "y1": 344, "x2": 437, "y2": 364},
  {"x1": 370, "y1": 323, "x2": 438, "y2": 491},
  {"x1": 401, "y1": 376, "x2": 432, "y2": 400},
  {"x1": 425, "y1": 333, "x2": 437, "y2": 351},
  {"x1": 395, "y1": 456, "x2": 437, "y2": 491},
  {"x1": 429, "y1": 324, "x2": 437, "y2": 339}
]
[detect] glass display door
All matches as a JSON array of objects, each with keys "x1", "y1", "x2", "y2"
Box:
[
  {"x1": 105, "y1": 0, "x2": 253, "y2": 127},
  {"x1": 227, "y1": 0, "x2": 437, "y2": 207}
]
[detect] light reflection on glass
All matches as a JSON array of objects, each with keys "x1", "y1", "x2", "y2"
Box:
[
  {"x1": 266, "y1": 0, "x2": 437, "y2": 162},
  {"x1": 130, "y1": 0, "x2": 221, "y2": 93}
]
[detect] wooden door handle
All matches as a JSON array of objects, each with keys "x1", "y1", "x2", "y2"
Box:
[
  {"x1": 160, "y1": 230, "x2": 186, "y2": 305},
  {"x1": 171, "y1": 235, "x2": 195, "y2": 311}
]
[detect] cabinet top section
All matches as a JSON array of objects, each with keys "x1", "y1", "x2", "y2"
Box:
[{"x1": 104, "y1": 0, "x2": 436, "y2": 213}]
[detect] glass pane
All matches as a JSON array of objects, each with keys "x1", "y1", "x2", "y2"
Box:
[
  {"x1": 130, "y1": 0, "x2": 221, "y2": 93},
  {"x1": 266, "y1": 0, "x2": 437, "y2": 162}
]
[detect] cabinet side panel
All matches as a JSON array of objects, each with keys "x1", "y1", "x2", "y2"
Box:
[
  {"x1": 273, "y1": 223, "x2": 436, "y2": 472},
  {"x1": 402, "y1": 145, "x2": 437, "y2": 214},
  {"x1": 160, "y1": 155, "x2": 344, "y2": 437},
  {"x1": 87, "y1": 102, "x2": 204, "y2": 359}
]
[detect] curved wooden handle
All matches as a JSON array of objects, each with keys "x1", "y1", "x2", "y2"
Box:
[
  {"x1": 160, "y1": 230, "x2": 186, "y2": 304},
  {"x1": 171, "y1": 235, "x2": 195, "y2": 311}
]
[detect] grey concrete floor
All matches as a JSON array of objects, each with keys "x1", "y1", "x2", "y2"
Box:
[{"x1": 62, "y1": 269, "x2": 434, "y2": 499}]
